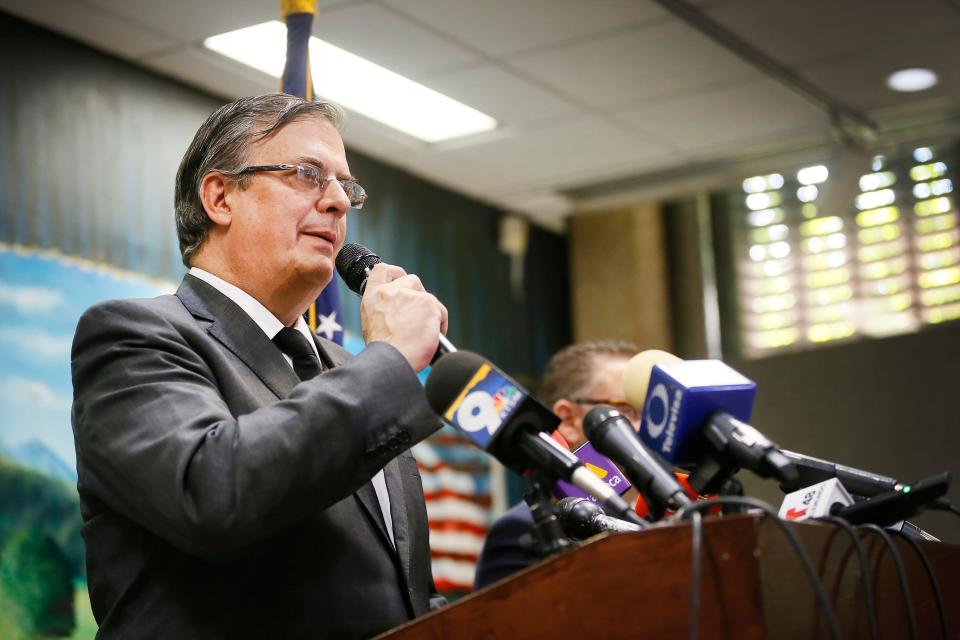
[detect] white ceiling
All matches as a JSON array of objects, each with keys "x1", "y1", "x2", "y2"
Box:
[{"x1": 3, "y1": 0, "x2": 960, "y2": 230}]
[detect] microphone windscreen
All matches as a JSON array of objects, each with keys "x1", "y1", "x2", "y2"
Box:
[
  {"x1": 425, "y1": 351, "x2": 557, "y2": 471},
  {"x1": 622, "y1": 349, "x2": 681, "y2": 410},
  {"x1": 424, "y1": 351, "x2": 489, "y2": 417},
  {"x1": 335, "y1": 242, "x2": 380, "y2": 293}
]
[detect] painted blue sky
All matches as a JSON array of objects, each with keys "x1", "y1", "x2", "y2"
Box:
[
  {"x1": 0, "y1": 247, "x2": 176, "y2": 470},
  {"x1": 0, "y1": 245, "x2": 411, "y2": 473}
]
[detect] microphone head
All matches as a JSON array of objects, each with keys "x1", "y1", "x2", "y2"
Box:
[
  {"x1": 557, "y1": 496, "x2": 602, "y2": 517},
  {"x1": 557, "y1": 496, "x2": 602, "y2": 519},
  {"x1": 622, "y1": 350, "x2": 681, "y2": 410},
  {"x1": 556, "y1": 497, "x2": 602, "y2": 539},
  {"x1": 425, "y1": 351, "x2": 559, "y2": 472},
  {"x1": 335, "y1": 242, "x2": 381, "y2": 293},
  {"x1": 424, "y1": 350, "x2": 489, "y2": 417},
  {"x1": 581, "y1": 404, "x2": 624, "y2": 444},
  {"x1": 557, "y1": 497, "x2": 642, "y2": 538}
]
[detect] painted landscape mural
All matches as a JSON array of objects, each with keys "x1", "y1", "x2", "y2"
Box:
[{"x1": 0, "y1": 245, "x2": 175, "y2": 638}]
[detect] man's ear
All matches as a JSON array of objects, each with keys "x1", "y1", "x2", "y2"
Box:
[
  {"x1": 552, "y1": 399, "x2": 584, "y2": 449},
  {"x1": 198, "y1": 171, "x2": 233, "y2": 228}
]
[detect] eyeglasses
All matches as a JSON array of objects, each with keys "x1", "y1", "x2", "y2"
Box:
[
  {"x1": 212, "y1": 163, "x2": 367, "y2": 209},
  {"x1": 572, "y1": 398, "x2": 639, "y2": 422}
]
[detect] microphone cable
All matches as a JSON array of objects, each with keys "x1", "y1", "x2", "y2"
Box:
[
  {"x1": 675, "y1": 496, "x2": 843, "y2": 640},
  {"x1": 890, "y1": 529, "x2": 948, "y2": 640},
  {"x1": 819, "y1": 516, "x2": 879, "y2": 640},
  {"x1": 857, "y1": 524, "x2": 917, "y2": 640}
]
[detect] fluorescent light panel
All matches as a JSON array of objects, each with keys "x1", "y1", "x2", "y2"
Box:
[{"x1": 204, "y1": 21, "x2": 497, "y2": 143}]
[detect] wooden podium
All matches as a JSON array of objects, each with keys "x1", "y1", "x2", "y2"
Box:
[{"x1": 379, "y1": 514, "x2": 960, "y2": 639}]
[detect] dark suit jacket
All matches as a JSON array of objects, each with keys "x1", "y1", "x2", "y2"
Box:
[
  {"x1": 71, "y1": 275, "x2": 444, "y2": 639},
  {"x1": 473, "y1": 501, "x2": 539, "y2": 589}
]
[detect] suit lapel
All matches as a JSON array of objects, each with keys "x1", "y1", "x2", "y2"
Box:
[
  {"x1": 176, "y1": 275, "x2": 299, "y2": 399},
  {"x1": 383, "y1": 455, "x2": 413, "y2": 590},
  {"x1": 354, "y1": 480, "x2": 392, "y2": 548}
]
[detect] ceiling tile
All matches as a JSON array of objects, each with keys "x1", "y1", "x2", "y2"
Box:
[
  {"x1": 142, "y1": 46, "x2": 275, "y2": 102},
  {"x1": 706, "y1": 0, "x2": 960, "y2": 67},
  {"x1": 314, "y1": 3, "x2": 479, "y2": 78},
  {"x1": 419, "y1": 63, "x2": 580, "y2": 125},
  {"x1": 432, "y1": 115, "x2": 672, "y2": 191},
  {"x1": 798, "y1": 33, "x2": 960, "y2": 115},
  {"x1": 615, "y1": 77, "x2": 827, "y2": 153},
  {"x1": 510, "y1": 21, "x2": 763, "y2": 108},
  {"x1": 0, "y1": 0, "x2": 176, "y2": 58},
  {"x1": 381, "y1": 0, "x2": 667, "y2": 56},
  {"x1": 80, "y1": 0, "x2": 278, "y2": 46}
]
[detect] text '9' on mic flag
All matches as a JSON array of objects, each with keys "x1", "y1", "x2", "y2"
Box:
[
  {"x1": 425, "y1": 352, "x2": 559, "y2": 472},
  {"x1": 436, "y1": 361, "x2": 525, "y2": 449},
  {"x1": 282, "y1": 0, "x2": 344, "y2": 345}
]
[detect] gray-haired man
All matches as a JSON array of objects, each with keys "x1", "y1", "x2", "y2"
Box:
[{"x1": 72, "y1": 94, "x2": 447, "y2": 638}]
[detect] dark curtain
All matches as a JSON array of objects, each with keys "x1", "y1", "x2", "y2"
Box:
[{"x1": 0, "y1": 10, "x2": 569, "y2": 377}]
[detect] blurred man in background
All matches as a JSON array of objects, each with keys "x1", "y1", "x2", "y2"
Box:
[{"x1": 473, "y1": 340, "x2": 639, "y2": 588}]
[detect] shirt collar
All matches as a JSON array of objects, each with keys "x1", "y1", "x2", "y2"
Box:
[{"x1": 188, "y1": 268, "x2": 316, "y2": 352}]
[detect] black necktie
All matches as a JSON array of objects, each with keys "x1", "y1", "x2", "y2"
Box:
[{"x1": 273, "y1": 327, "x2": 323, "y2": 381}]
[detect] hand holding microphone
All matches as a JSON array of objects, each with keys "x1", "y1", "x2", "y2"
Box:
[{"x1": 336, "y1": 243, "x2": 450, "y2": 372}]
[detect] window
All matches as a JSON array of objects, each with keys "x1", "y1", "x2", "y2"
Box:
[{"x1": 731, "y1": 145, "x2": 959, "y2": 357}]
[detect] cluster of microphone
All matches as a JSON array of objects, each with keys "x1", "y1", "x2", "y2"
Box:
[
  {"x1": 423, "y1": 343, "x2": 953, "y2": 540},
  {"x1": 335, "y1": 242, "x2": 955, "y2": 640},
  {"x1": 336, "y1": 242, "x2": 954, "y2": 541}
]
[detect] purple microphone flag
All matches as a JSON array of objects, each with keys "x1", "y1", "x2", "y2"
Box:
[{"x1": 554, "y1": 441, "x2": 631, "y2": 502}]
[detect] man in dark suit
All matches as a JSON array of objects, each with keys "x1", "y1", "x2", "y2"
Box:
[
  {"x1": 473, "y1": 340, "x2": 639, "y2": 589},
  {"x1": 71, "y1": 94, "x2": 448, "y2": 638}
]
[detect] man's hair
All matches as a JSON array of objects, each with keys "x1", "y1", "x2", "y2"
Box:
[
  {"x1": 174, "y1": 93, "x2": 344, "y2": 266},
  {"x1": 539, "y1": 340, "x2": 639, "y2": 407}
]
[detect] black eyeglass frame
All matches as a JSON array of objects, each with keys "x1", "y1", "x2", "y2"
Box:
[
  {"x1": 571, "y1": 398, "x2": 640, "y2": 420},
  {"x1": 210, "y1": 163, "x2": 367, "y2": 209}
]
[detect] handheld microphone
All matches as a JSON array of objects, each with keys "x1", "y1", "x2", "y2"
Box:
[
  {"x1": 780, "y1": 450, "x2": 899, "y2": 495},
  {"x1": 335, "y1": 243, "x2": 456, "y2": 357},
  {"x1": 779, "y1": 450, "x2": 955, "y2": 515},
  {"x1": 556, "y1": 497, "x2": 645, "y2": 539},
  {"x1": 781, "y1": 477, "x2": 946, "y2": 540},
  {"x1": 425, "y1": 351, "x2": 643, "y2": 525},
  {"x1": 623, "y1": 351, "x2": 798, "y2": 487},
  {"x1": 832, "y1": 471, "x2": 952, "y2": 526},
  {"x1": 582, "y1": 405, "x2": 692, "y2": 517},
  {"x1": 779, "y1": 478, "x2": 854, "y2": 521}
]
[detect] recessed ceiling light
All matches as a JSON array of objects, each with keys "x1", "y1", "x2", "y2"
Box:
[
  {"x1": 886, "y1": 68, "x2": 938, "y2": 93},
  {"x1": 204, "y1": 21, "x2": 497, "y2": 143}
]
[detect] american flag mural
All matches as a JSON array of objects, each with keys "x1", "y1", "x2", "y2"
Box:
[{"x1": 412, "y1": 426, "x2": 492, "y2": 595}]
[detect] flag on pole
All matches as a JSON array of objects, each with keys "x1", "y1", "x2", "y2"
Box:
[
  {"x1": 281, "y1": 0, "x2": 344, "y2": 345},
  {"x1": 279, "y1": 1, "x2": 491, "y2": 597}
]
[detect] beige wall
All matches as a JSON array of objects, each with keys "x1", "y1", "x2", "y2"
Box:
[{"x1": 568, "y1": 203, "x2": 673, "y2": 351}]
